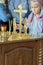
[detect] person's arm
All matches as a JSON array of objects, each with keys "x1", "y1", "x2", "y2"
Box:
[
  {"x1": 8, "y1": 0, "x2": 15, "y2": 18},
  {"x1": 0, "y1": 4, "x2": 9, "y2": 22},
  {"x1": 37, "y1": 18, "x2": 43, "y2": 37},
  {"x1": 27, "y1": 12, "x2": 34, "y2": 28},
  {"x1": 28, "y1": 0, "x2": 31, "y2": 11},
  {"x1": 8, "y1": 0, "x2": 19, "y2": 23}
]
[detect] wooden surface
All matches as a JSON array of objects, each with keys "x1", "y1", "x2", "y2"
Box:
[{"x1": 0, "y1": 38, "x2": 43, "y2": 65}]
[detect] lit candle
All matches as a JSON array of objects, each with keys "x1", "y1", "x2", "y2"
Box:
[{"x1": 1, "y1": 24, "x2": 6, "y2": 32}]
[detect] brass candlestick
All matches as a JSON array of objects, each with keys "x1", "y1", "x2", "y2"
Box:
[
  {"x1": 9, "y1": 20, "x2": 12, "y2": 35},
  {"x1": 13, "y1": 18, "x2": 16, "y2": 34},
  {"x1": 1, "y1": 25, "x2": 7, "y2": 42},
  {"x1": 0, "y1": 26, "x2": 1, "y2": 42},
  {"x1": 24, "y1": 18, "x2": 27, "y2": 34}
]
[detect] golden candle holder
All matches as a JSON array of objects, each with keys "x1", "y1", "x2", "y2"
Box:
[
  {"x1": 13, "y1": 18, "x2": 16, "y2": 34},
  {"x1": 1, "y1": 25, "x2": 8, "y2": 42},
  {"x1": 1, "y1": 25, "x2": 6, "y2": 32},
  {"x1": 24, "y1": 18, "x2": 27, "y2": 34},
  {"x1": 8, "y1": 4, "x2": 34, "y2": 41}
]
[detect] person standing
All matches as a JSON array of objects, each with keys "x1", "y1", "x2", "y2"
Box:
[{"x1": 8, "y1": 0, "x2": 31, "y2": 23}]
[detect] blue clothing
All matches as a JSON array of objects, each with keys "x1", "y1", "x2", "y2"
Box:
[
  {"x1": 8, "y1": 0, "x2": 30, "y2": 23},
  {"x1": 0, "y1": 4, "x2": 9, "y2": 22},
  {"x1": 28, "y1": 9, "x2": 43, "y2": 37}
]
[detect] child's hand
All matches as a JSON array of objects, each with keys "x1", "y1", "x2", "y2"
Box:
[
  {"x1": 16, "y1": 24, "x2": 19, "y2": 29},
  {"x1": 16, "y1": 24, "x2": 23, "y2": 30}
]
